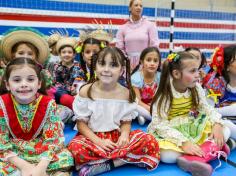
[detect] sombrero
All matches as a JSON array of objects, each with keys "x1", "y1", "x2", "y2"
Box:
[
  {"x1": 0, "y1": 30, "x2": 50, "y2": 64},
  {"x1": 56, "y1": 37, "x2": 77, "y2": 53}
]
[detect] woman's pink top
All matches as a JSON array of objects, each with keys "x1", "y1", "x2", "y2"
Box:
[{"x1": 116, "y1": 17, "x2": 159, "y2": 70}]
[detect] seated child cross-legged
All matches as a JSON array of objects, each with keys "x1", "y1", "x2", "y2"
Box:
[
  {"x1": 148, "y1": 52, "x2": 231, "y2": 176},
  {"x1": 0, "y1": 57, "x2": 74, "y2": 176},
  {"x1": 131, "y1": 46, "x2": 161, "y2": 125},
  {"x1": 68, "y1": 47, "x2": 160, "y2": 176}
]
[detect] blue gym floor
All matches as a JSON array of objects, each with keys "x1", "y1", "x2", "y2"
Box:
[{"x1": 64, "y1": 121, "x2": 236, "y2": 176}]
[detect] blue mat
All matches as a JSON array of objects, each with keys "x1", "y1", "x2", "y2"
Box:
[{"x1": 64, "y1": 121, "x2": 236, "y2": 176}]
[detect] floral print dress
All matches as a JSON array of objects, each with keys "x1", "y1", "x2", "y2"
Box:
[{"x1": 0, "y1": 94, "x2": 74, "y2": 176}]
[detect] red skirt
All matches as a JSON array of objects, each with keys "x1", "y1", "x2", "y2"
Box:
[{"x1": 68, "y1": 129, "x2": 160, "y2": 170}]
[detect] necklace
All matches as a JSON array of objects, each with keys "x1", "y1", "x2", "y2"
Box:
[{"x1": 11, "y1": 95, "x2": 42, "y2": 133}]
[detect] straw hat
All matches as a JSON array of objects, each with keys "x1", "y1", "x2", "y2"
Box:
[
  {"x1": 47, "y1": 33, "x2": 61, "y2": 47},
  {"x1": 56, "y1": 37, "x2": 77, "y2": 53},
  {"x1": 89, "y1": 29, "x2": 113, "y2": 43},
  {"x1": 0, "y1": 30, "x2": 50, "y2": 64}
]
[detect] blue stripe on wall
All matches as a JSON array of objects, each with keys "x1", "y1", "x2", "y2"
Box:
[
  {"x1": 159, "y1": 31, "x2": 235, "y2": 41},
  {"x1": 1, "y1": 26, "x2": 235, "y2": 41},
  {"x1": 0, "y1": 0, "x2": 154, "y2": 16},
  {"x1": 0, "y1": 0, "x2": 235, "y2": 20},
  {"x1": 0, "y1": 26, "x2": 80, "y2": 36}
]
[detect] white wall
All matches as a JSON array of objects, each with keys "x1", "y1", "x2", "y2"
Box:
[{"x1": 62, "y1": 0, "x2": 236, "y2": 12}]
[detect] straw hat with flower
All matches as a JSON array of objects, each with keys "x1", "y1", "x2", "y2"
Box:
[{"x1": 0, "y1": 27, "x2": 50, "y2": 64}]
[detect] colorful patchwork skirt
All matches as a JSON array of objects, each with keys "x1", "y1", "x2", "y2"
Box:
[{"x1": 68, "y1": 129, "x2": 160, "y2": 170}]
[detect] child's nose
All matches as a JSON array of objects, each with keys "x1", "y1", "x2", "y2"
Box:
[
  {"x1": 104, "y1": 64, "x2": 109, "y2": 71},
  {"x1": 21, "y1": 80, "x2": 27, "y2": 87}
]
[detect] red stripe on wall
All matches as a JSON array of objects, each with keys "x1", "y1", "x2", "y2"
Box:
[
  {"x1": 0, "y1": 13, "x2": 127, "y2": 25},
  {"x1": 1, "y1": 13, "x2": 235, "y2": 30}
]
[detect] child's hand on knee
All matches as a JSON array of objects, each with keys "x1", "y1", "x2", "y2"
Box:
[
  {"x1": 117, "y1": 133, "x2": 130, "y2": 148},
  {"x1": 181, "y1": 141, "x2": 204, "y2": 157},
  {"x1": 98, "y1": 139, "x2": 117, "y2": 151},
  {"x1": 210, "y1": 123, "x2": 224, "y2": 148}
]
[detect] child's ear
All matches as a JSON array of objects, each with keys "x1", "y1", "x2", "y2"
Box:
[
  {"x1": 38, "y1": 81, "x2": 42, "y2": 90},
  {"x1": 5, "y1": 81, "x2": 10, "y2": 91},
  {"x1": 172, "y1": 69, "x2": 181, "y2": 79}
]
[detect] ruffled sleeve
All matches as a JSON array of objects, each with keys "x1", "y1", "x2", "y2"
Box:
[
  {"x1": 148, "y1": 101, "x2": 189, "y2": 147},
  {"x1": 120, "y1": 102, "x2": 138, "y2": 122},
  {"x1": 131, "y1": 71, "x2": 143, "y2": 88},
  {"x1": 72, "y1": 95, "x2": 92, "y2": 122},
  {"x1": 196, "y1": 83, "x2": 224, "y2": 125}
]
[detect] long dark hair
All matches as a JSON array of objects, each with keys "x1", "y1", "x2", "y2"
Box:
[
  {"x1": 86, "y1": 47, "x2": 136, "y2": 103},
  {"x1": 80, "y1": 37, "x2": 101, "y2": 81},
  {"x1": 151, "y1": 52, "x2": 199, "y2": 117},
  {"x1": 222, "y1": 44, "x2": 236, "y2": 85},
  {"x1": 132, "y1": 46, "x2": 161, "y2": 75},
  {"x1": 0, "y1": 57, "x2": 47, "y2": 95}
]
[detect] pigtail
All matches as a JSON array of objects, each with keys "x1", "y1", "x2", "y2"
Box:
[
  {"x1": 0, "y1": 73, "x2": 8, "y2": 95},
  {"x1": 190, "y1": 88, "x2": 199, "y2": 111},
  {"x1": 131, "y1": 63, "x2": 140, "y2": 75},
  {"x1": 151, "y1": 60, "x2": 172, "y2": 116},
  {"x1": 38, "y1": 69, "x2": 48, "y2": 95},
  {"x1": 86, "y1": 52, "x2": 99, "y2": 100},
  {"x1": 125, "y1": 57, "x2": 136, "y2": 103}
]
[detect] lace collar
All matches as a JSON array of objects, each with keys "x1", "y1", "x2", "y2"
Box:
[{"x1": 170, "y1": 77, "x2": 191, "y2": 98}]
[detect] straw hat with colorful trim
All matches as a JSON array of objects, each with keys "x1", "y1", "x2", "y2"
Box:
[
  {"x1": 0, "y1": 28, "x2": 50, "y2": 64},
  {"x1": 56, "y1": 37, "x2": 78, "y2": 53}
]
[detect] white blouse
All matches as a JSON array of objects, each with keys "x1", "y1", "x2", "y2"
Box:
[{"x1": 73, "y1": 95, "x2": 138, "y2": 132}]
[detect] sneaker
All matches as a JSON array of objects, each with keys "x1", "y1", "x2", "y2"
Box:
[
  {"x1": 79, "y1": 162, "x2": 111, "y2": 176},
  {"x1": 177, "y1": 157, "x2": 213, "y2": 176}
]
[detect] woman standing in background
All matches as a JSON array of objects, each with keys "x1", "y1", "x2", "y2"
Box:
[{"x1": 116, "y1": 0, "x2": 159, "y2": 71}]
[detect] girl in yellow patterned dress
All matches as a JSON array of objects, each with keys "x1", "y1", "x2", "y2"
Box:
[{"x1": 148, "y1": 52, "x2": 230, "y2": 176}]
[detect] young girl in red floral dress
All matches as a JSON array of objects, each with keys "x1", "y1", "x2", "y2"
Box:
[{"x1": 68, "y1": 47, "x2": 160, "y2": 176}]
